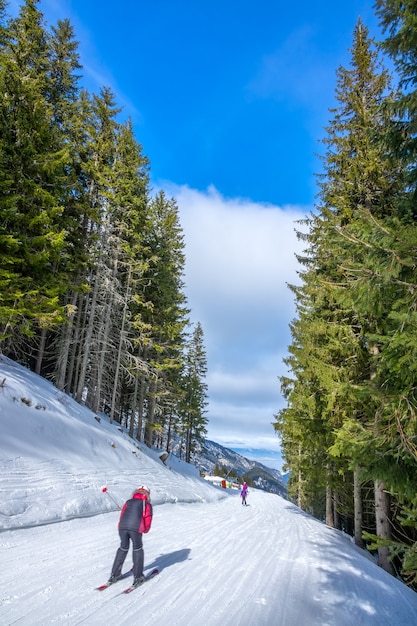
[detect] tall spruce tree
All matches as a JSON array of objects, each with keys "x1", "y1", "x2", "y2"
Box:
[
  {"x1": 139, "y1": 191, "x2": 190, "y2": 447},
  {"x1": 33, "y1": 16, "x2": 83, "y2": 375},
  {"x1": 319, "y1": 20, "x2": 402, "y2": 573},
  {"x1": 180, "y1": 322, "x2": 208, "y2": 463},
  {"x1": 97, "y1": 118, "x2": 150, "y2": 425},
  {"x1": 72, "y1": 87, "x2": 121, "y2": 406},
  {"x1": 0, "y1": 0, "x2": 68, "y2": 355}
]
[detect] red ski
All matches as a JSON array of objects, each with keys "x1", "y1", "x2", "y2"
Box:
[
  {"x1": 96, "y1": 569, "x2": 133, "y2": 591},
  {"x1": 122, "y1": 568, "x2": 158, "y2": 594}
]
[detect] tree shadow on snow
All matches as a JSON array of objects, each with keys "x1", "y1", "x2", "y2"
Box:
[
  {"x1": 283, "y1": 505, "x2": 317, "y2": 520},
  {"x1": 300, "y1": 521, "x2": 416, "y2": 624},
  {"x1": 146, "y1": 549, "x2": 191, "y2": 573}
]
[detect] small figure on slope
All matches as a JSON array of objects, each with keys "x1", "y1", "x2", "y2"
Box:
[
  {"x1": 240, "y1": 482, "x2": 248, "y2": 506},
  {"x1": 108, "y1": 486, "x2": 153, "y2": 587}
]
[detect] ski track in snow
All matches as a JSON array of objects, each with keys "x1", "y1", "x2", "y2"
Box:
[{"x1": 2, "y1": 490, "x2": 417, "y2": 626}]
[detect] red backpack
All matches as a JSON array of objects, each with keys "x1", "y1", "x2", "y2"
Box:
[
  {"x1": 140, "y1": 500, "x2": 153, "y2": 533},
  {"x1": 135, "y1": 487, "x2": 153, "y2": 533}
]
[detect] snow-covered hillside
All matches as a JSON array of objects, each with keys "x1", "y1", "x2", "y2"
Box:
[
  {"x1": 0, "y1": 355, "x2": 222, "y2": 531},
  {"x1": 1, "y1": 355, "x2": 417, "y2": 625}
]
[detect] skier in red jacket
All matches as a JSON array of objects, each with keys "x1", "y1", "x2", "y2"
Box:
[{"x1": 108, "y1": 486, "x2": 153, "y2": 587}]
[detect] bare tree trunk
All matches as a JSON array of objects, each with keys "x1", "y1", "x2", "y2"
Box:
[
  {"x1": 56, "y1": 291, "x2": 79, "y2": 391},
  {"x1": 90, "y1": 296, "x2": 113, "y2": 414},
  {"x1": 369, "y1": 343, "x2": 394, "y2": 574},
  {"x1": 67, "y1": 293, "x2": 84, "y2": 395},
  {"x1": 296, "y1": 443, "x2": 304, "y2": 509},
  {"x1": 353, "y1": 466, "x2": 364, "y2": 548},
  {"x1": 374, "y1": 479, "x2": 394, "y2": 574},
  {"x1": 297, "y1": 470, "x2": 303, "y2": 509},
  {"x1": 35, "y1": 328, "x2": 47, "y2": 374},
  {"x1": 326, "y1": 483, "x2": 334, "y2": 527},
  {"x1": 76, "y1": 274, "x2": 99, "y2": 403},
  {"x1": 185, "y1": 412, "x2": 192, "y2": 463},
  {"x1": 110, "y1": 268, "x2": 130, "y2": 423},
  {"x1": 144, "y1": 378, "x2": 157, "y2": 447},
  {"x1": 128, "y1": 390, "x2": 136, "y2": 438},
  {"x1": 136, "y1": 350, "x2": 148, "y2": 441},
  {"x1": 333, "y1": 493, "x2": 340, "y2": 530},
  {"x1": 135, "y1": 379, "x2": 144, "y2": 441},
  {"x1": 166, "y1": 408, "x2": 173, "y2": 452}
]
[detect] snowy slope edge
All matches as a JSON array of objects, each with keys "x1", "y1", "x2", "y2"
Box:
[{"x1": 0, "y1": 356, "x2": 225, "y2": 531}]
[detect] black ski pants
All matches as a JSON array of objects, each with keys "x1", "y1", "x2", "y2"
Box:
[{"x1": 111, "y1": 529, "x2": 144, "y2": 579}]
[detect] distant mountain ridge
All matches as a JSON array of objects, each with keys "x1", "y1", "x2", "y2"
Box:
[{"x1": 193, "y1": 439, "x2": 287, "y2": 498}]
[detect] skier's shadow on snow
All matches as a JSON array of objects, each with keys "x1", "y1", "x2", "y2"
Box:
[{"x1": 146, "y1": 549, "x2": 191, "y2": 573}]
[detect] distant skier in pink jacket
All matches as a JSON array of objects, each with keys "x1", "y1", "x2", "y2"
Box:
[{"x1": 240, "y1": 482, "x2": 248, "y2": 506}]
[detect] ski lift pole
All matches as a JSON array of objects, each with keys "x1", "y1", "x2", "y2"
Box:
[{"x1": 101, "y1": 487, "x2": 121, "y2": 510}]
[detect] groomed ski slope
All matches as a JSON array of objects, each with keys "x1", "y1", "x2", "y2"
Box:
[
  {"x1": 1, "y1": 355, "x2": 417, "y2": 625},
  {"x1": 2, "y1": 490, "x2": 417, "y2": 625}
]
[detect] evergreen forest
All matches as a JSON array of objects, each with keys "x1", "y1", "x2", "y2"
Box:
[
  {"x1": 274, "y1": 1, "x2": 417, "y2": 589},
  {"x1": 0, "y1": 0, "x2": 208, "y2": 463}
]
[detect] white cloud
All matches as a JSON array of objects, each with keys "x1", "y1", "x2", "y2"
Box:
[
  {"x1": 157, "y1": 182, "x2": 308, "y2": 452},
  {"x1": 162, "y1": 182, "x2": 306, "y2": 315},
  {"x1": 175, "y1": 183, "x2": 303, "y2": 277}
]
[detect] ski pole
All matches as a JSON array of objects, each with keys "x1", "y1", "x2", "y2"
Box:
[{"x1": 101, "y1": 486, "x2": 122, "y2": 510}]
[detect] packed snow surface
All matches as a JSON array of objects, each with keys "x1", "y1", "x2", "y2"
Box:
[{"x1": 1, "y1": 355, "x2": 417, "y2": 625}]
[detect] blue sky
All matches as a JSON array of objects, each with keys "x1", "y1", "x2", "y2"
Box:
[{"x1": 12, "y1": 1, "x2": 382, "y2": 469}]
